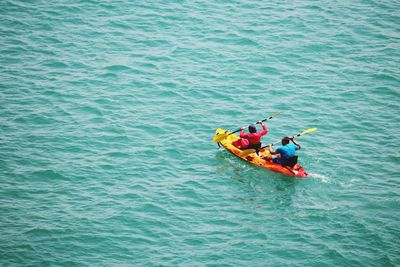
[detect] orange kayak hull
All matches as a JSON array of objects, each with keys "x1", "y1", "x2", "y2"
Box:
[{"x1": 214, "y1": 128, "x2": 308, "y2": 177}]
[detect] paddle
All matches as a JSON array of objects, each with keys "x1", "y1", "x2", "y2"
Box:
[
  {"x1": 239, "y1": 127, "x2": 317, "y2": 157},
  {"x1": 212, "y1": 111, "x2": 285, "y2": 143}
]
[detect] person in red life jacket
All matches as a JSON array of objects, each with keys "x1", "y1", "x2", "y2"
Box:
[{"x1": 239, "y1": 121, "x2": 268, "y2": 154}]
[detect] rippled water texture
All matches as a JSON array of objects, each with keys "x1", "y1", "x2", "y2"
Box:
[{"x1": 1, "y1": 0, "x2": 399, "y2": 266}]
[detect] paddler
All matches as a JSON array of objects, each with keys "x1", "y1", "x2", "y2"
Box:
[
  {"x1": 268, "y1": 136, "x2": 301, "y2": 166},
  {"x1": 236, "y1": 121, "x2": 268, "y2": 155}
]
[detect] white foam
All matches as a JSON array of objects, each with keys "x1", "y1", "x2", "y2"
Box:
[{"x1": 307, "y1": 172, "x2": 331, "y2": 183}]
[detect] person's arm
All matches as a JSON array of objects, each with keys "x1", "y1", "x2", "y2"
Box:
[
  {"x1": 290, "y1": 137, "x2": 301, "y2": 150},
  {"x1": 258, "y1": 121, "x2": 268, "y2": 136},
  {"x1": 240, "y1": 127, "x2": 246, "y2": 138},
  {"x1": 268, "y1": 144, "x2": 279, "y2": 155}
]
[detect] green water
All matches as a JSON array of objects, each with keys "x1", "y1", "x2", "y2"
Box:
[{"x1": 1, "y1": 0, "x2": 399, "y2": 266}]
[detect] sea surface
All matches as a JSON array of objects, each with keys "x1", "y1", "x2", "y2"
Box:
[{"x1": 1, "y1": 0, "x2": 399, "y2": 266}]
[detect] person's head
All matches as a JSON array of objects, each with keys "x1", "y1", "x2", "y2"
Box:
[
  {"x1": 248, "y1": 124, "x2": 257, "y2": 133},
  {"x1": 281, "y1": 136, "x2": 290, "y2": 145}
]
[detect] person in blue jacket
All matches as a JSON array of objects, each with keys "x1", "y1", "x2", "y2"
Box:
[{"x1": 268, "y1": 136, "x2": 301, "y2": 166}]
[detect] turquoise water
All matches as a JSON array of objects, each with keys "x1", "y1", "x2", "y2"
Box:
[{"x1": 1, "y1": 0, "x2": 399, "y2": 265}]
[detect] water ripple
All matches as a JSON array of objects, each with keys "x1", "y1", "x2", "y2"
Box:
[{"x1": 1, "y1": 0, "x2": 400, "y2": 266}]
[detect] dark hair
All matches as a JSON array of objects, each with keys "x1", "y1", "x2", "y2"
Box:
[
  {"x1": 248, "y1": 124, "x2": 257, "y2": 133},
  {"x1": 281, "y1": 136, "x2": 290, "y2": 145}
]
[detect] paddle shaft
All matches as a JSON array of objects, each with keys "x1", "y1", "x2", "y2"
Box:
[
  {"x1": 229, "y1": 114, "x2": 278, "y2": 135},
  {"x1": 239, "y1": 127, "x2": 317, "y2": 157},
  {"x1": 213, "y1": 111, "x2": 285, "y2": 143},
  {"x1": 261, "y1": 133, "x2": 301, "y2": 148},
  {"x1": 261, "y1": 130, "x2": 314, "y2": 149}
]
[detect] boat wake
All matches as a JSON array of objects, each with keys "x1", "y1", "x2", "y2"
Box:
[{"x1": 307, "y1": 172, "x2": 331, "y2": 183}]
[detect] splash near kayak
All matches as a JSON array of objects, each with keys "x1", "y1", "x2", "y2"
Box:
[{"x1": 213, "y1": 128, "x2": 308, "y2": 177}]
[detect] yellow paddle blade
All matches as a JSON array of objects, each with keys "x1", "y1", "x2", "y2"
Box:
[
  {"x1": 269, "y1": 110, "x2": 285, "y2": 120},
  {"x1": 239, "y1": 149, "x2": 256, "y2": 157},
  {"x1": 213, "y1": 132, "x2": 229, "y2": 142},
  {"x1": 299, "y1": 127, "x2": 317, "y2": 136}
]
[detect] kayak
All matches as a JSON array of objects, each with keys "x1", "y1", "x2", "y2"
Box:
[{"x1": 214, "y1": 128, "x2": 308, "y2": 177}]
